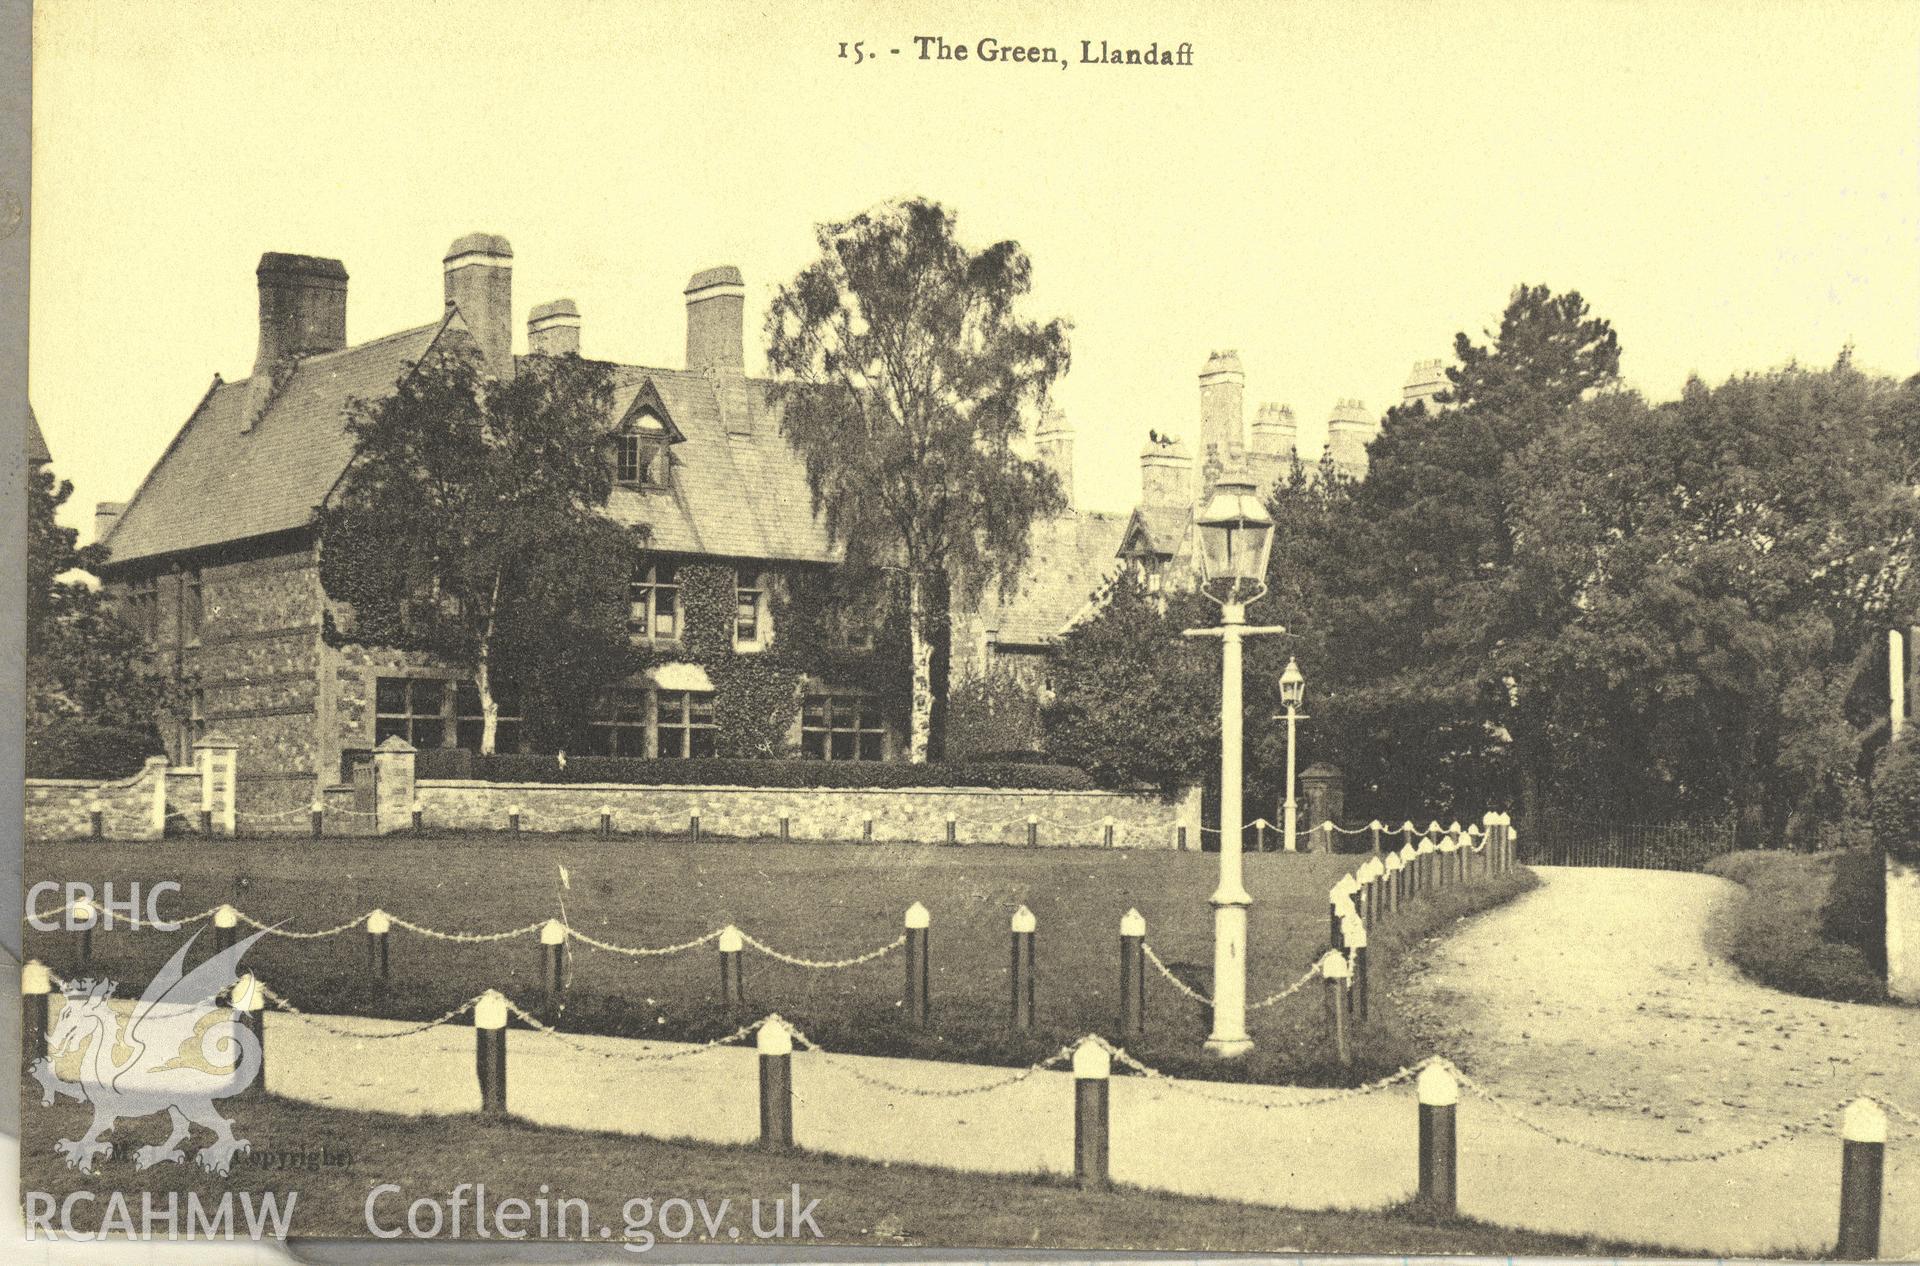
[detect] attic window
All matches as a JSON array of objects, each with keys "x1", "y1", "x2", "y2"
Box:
[{"x1": 616, "y1": 412, "x2": 670, "y2": 488}]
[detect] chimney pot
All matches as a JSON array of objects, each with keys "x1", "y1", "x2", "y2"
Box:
[
  {"x1": 1198, "y1": 349, "x2": 1247, "y2": 478},
  {"x1": 528, "y1": 298, "x2": 581, "y2": 357},
  {"x1": 246, "y1": 253, "x2": 348, "y2": 431},
  {"x1": 443, "y1": 233, "x2": 514, "y2": 375},
  {"x1": 1140, "y1": 433, "x2": 1194, "y2": 508}
]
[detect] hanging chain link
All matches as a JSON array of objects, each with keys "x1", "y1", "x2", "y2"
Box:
[
  {"x1": 739, "y1": 931, "x2": 905, "y2": 970},
  {"x1": 566, "y1": 926, "x2": 725, "y2": 957},
  {"x1": 258, "y1": 983, "x2": 483, "y2": 1040}
]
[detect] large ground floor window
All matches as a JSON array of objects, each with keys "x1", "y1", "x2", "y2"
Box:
[
  {"x1": 586, "y1": 687, "x2": 717, "y2": 758},
  {"x1": 376, "y1": 676, "x2": 522, "y2": 752},
  {"x1": 801, "y1": 694, "x2": 885, "y2": 761}
]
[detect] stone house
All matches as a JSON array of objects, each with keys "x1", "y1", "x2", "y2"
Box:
[{"x1": 95, "y1": 235, "x2": 912, "y2": 810}]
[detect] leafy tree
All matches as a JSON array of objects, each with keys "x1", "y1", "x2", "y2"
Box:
[
  {"x1": 317, "y1": 345, "x2": 642, "y2": 752},
  {"x1": 1043, "y1": 577, "x2": 1219, "y2": 796},
  {"x1": 766, "y1": 198, "x2": 1071, "y2": 761},
  {"x1": 1311, "y1": 285, "x2": 1623, "y2": 820},
  {"x1": 27, "y1": 462, "x2": 185, "y2": 734}
]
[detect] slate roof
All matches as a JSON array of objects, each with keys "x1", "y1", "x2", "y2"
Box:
[
  {"x1": 1119, "y1": 504, "x2": 1190, "y2": 557},
  {"x1": 974, "y1": 510, "x2": 1129, "y2": 647},
  {"x1": 27, "y1": 406, "x2": 50, "y2": 465},
  {"x1": 102, "y1": 320, "x2": 448, "y2": 566},
  {"x1": 100, "y1": 314, "x2": 841, "y2": 568}
]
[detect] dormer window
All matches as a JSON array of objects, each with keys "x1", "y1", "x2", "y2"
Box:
[{"x1": 613, "y1": 380, "x2": 684, "y2": 490}]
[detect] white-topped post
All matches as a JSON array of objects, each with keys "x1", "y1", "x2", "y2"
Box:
[
  {"x1": 1418, "y1": 1062, "x2": 1459, "y2": 1213},
  {"x1": 757, "y1": 1017, "x2": 794, "y2": 1150},
  {"x1": 904, "y1": 902, "x2": 930, "y2": 1024},
  {"x1": 1838, "y1": 1097, "x2": 1886, "y2": 1259},
  {"x1": 1073, "y1": 1038, "x2": 1112, "y2": 1188},
  {"x1": 1010, "y1": 904, "x2": 1037, "y2": 1030},
  {"x1": 1119, "y1": 907, "x2": 1147, "y2": 1035},
  {"x1": 475, "y1": 989, "x2": 508, "y2": 1114},
  {"x1": 719, "y1": 924, "x2": 746, "y2": 1014}
]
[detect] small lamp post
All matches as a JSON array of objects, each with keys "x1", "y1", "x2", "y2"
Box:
[
  {"x1": 1279, "y1": 657, "x2": 1305, "y2": 853},
  {"x1": 1183, "y1": 472, "x2": 1285, "y2": 1058}
]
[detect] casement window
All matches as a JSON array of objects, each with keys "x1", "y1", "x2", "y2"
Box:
[
  {"x1": 615, "y1": 413, "x2": 671, "y2": 489},
  {"x1": 375, "y1": 676, "x2": 521, "y2": 752},
  {"x1": 656, "y1": 689, "x2": 717, "y2": 758},
  {"x1": 454, "y1": 681, "x2": 523, "y2": 753},
  {"x1": 588, "y1": 687, "x2": 650, "y2": 757},
  {"x1": 800, "y1": 694, "x2": 886, "y2": 761},
  {"x1": 735, "y1": 569, "x2": 766, "y2": 648},
  {"x1": 182, "y1": 569, "x2": 204, "y2": 644},
  {"x1": 628, "y1": 562, "x2": 680, "y2": 641},
  {"x1": 126, "y1": 577, "x2": 160, "y2": 644},
  {"x1": 833, "y1": 609, "x2": 876, "y2": 651}
]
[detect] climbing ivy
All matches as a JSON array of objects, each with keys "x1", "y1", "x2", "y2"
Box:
[{"x1": 646, "y1": 556, "x2": 911, "y2": 759}]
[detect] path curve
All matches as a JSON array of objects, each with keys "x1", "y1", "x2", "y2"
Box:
[{"x1": 1403, "y1": 866, "x2": 1920, "y2": 1132}]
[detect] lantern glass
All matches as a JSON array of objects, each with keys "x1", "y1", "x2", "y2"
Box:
[
  {"x1": 1280, "y1": 657, "x2": 1305, "y2": 708},
  {"x1": 1194, "y1": 476, "x2": 1275, "y2": 589}
]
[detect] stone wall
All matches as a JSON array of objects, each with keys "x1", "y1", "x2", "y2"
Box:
[
  {"x1": 26, "y1": 758, "x2": 169, "y2": 840},
  {"x1": 416, "y1": 778, "x2": 1201, "y2": 848},
  {"x1": 1890, "y1": 853, "x2": 1920, "y2": 1003}
]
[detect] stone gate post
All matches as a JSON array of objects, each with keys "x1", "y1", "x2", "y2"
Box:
[
  {"x1": 1300, "y1": 764, "x2": 1345, "y2": 853},
  {"x1": 372, "y1": 735, "x2": 417, "y2": 836},
  {"x1": 192, "y1": 733, "x2": 239, "y2": 836}
]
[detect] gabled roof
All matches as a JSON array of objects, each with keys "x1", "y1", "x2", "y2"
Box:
[
  {"x1": 103, "y1": 318, "x2": 449, "y2": 565},
  {"x1": 617, "y1": 377, "x2": 685, "y2": 443},
  {"x1": 27, "y1": 406, "x2": 51, "y2": 466},
  {"x1": 973, "y1": 510, "x2": 1129, "y2": 647},
  {"x1": 1118, "y1": 504, "x2": 1189, "y2": 558},
  {"x1": 100, "y1": 313, "x2": 842, "y2": 569}
]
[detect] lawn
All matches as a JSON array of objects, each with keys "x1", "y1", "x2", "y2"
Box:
[
  {"x1": 1705, "y1": 847, "x2": 1888, "y2": 1004},
  {"x1": 24, "y1": 832, "x2": 1533, "y2": 1085},
  {"x1": 18, "y1": 1092, "x2": 1700, "y2": 1256}
]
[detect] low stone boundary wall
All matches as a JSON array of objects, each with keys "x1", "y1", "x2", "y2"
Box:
[
  {"x1": 415, "y1": 778, "x2": 1200, "y2": 848},
  {"x1": 26, "y1": 757, "x2": 169, "y2": 840}
]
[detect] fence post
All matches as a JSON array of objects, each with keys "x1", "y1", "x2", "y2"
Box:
[
  {"x1": 74, "y1": 896, "x2": 95, "y2": 967},
  {"x1": 213, "y1": 903, "x2": 238, "y2": 954},
  {"x1": 1402, "y1": 820, "x2": 1417, "y2": 854},
  {"x1": 412, "y1": 802, "x2": 424, "y2": 835},
  {"x1": 690, "y1": 807, "x2": 701, "y2": 842},
  {"x1": 1073, "y1": 1038, "x2": 1111, "y2": 1189},
  {"x1": 22, "y1": 960, "x2": 50, "y2": 1065},
  {"x1": 508, "y1": 803, "x2": 522, "y2": 834},
  {"x1": 904, "y1": 902, "x2": 930, "y2": 1025},
  {"x1": 1254, "y1": 819, "x2": 1267, "y2": 852},
  {"x1": 1399, "y1": 843, "x2": 1417, "y2": 903},
  {"x1": 719, "y1": 925, "x2": 746, "y2": 1014},
  {"x1": 945, "y1": 812, "x2": 957, "y2": 845},
  {"x1": 1119, "y1": 908, "x2": 1146, "y2": 1036},
  {"x1": 89, "y1": 801, "x2": 104, "y2": 840},
  {"x1": 310, "y1": 798, "x2": 324, "y2": 839},
  {"x1": 1418, "y1": 837, "x2": 1437, "y2": 894},
  {"x1": 758, "y1": 1018, "x2": 794, "y2": 1151},
  {"x1": 1417, "y1": 1062, "x2": 1459, "y2": 1214},
  {"x1": 1837, "y1": 1098, "x2": 1885, "y2": 1260},
  {"x1": 366, "y1": 909, "x2": 391, "y2": 983},
  {"x1": 541, "y1": 919, "x2": 568, "y2": 1007},
  {"x1": 1103, "y1": 816, "x2": 1116, "y2": 848},
  {"x1": 1385, "y1": 852, "x2": 1403, "y2": 915},
  {"x1": 1010, "y1": 905, "x2": 1037, "y2": 1030},
  {"x1": 474, "y1": 990, "x2": 508, "y2": 1115},
  {"x1": 601, "y1": 805, "x2": 613, "y2": 838},
  {"x1": 1320, "y1": 950, "x2": 1352, "y2": 1067},
  {"x1": 1026, "y1": 814, "x2": 1039, "y2": 848},
  {"x1": 233, "y1": 972, "x2": 265, "y2": 1097},
  {"x1": 778, "y1": 811, "x2": 789, "y2": 844},
  {"x1": 863, "y1": 814, "x2": 874, "y2": 844},
  {"x1": 1342, "y1": 913, "x2": 1369, "y2": 1023}
]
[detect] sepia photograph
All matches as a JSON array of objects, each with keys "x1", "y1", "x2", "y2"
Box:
[{"x1": 9, "y1": 0, "x2": 1920, "y2": 1259}]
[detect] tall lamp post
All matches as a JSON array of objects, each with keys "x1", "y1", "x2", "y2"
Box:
[
  {"x1": 1280, "y1": 658, "x2": 1305, "y2": 853},
  {"x1": 1183, "y1": 473, "x2": 1285, "y2": 1058}
]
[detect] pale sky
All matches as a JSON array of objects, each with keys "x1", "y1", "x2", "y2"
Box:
[{"x1": 30, "y1": 0, "x2": 1920, "y2": 540}]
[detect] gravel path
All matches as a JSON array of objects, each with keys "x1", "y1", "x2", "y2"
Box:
[{"x1": 1402, "y1": 866, "x2": 1920, "y2": 1133}]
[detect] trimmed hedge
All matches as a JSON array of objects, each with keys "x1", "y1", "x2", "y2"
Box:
[
  {"x1": 1704, "y1": 849, "x2": 1886, "y2": 1003},
  {"x1": 26, "y1": 721, "x2": 162, "y2": 781},
  {"x1": 429, "y1": 752, "x2": 1098, "y2": 791},
  {"x1": 1872, "y1": 737, "x2": 1920, "y2": 864}
]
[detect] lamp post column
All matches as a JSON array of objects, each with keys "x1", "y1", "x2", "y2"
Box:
[
  {"x1": 1207, "y1": 601, "x2": 1253, "y2": 1057},
  {"x1": 1283, "y1": 704, "x2": 1299, "y2": 852}
]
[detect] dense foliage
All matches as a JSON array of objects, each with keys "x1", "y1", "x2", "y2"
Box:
[
  {"x1": 1043, "y1": 577, "x2": 1222, "y2": 796},
  {"x1": 26, "y1": 720, "x2": 163, "y2": 780},
  {"x1": 441, "y1": 753, "x2": 1095, "y2": 791},
  {"x1": 1704, "y1": 849, "x2": 1886, "y2": 1001},
  {"x1": 27, "y1": 460, "x2": 188, "y2": 738},
  {"x1": 1872, "y1": 737, "x2": 1920, "y2": 864},
  {"x1": 317, "y1": 345, "x2": 642, "y2": 752},
  {"x1": 767, "y1": 198, "x2": 1071, "y2": 761}
]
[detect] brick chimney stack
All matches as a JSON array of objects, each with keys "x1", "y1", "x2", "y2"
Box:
[
  {"x1": 1199, "y1": 350, "x2": 1245, "y2": 485},
  {"x1": 528, "y1": 298, "x2": 581, "y2": 356},
  {"x1": 1140, "y1": 431, "x2": 1193, "y2": 508},
  {"x1": 685, "y1": 265, "x2": 746, "y2": 373},
  {"x1": 243, "y1": 252, "x2": 348, "y2": 432},
  {"x1": 1250, "y1": 402, "x2": 1297, "y2": 459},
  {"x1": 1403, "y1": 358, "x2": 1448, "y2": 411},
  {"x1": 1326, "y1": 398, "x2": 1378, "y2": 476},
  {"x1": 1036, "y1": 407, "x2": 1075, "y2": 508},
  {"x1": 443, "y1": 233, "x2": 514, "y2": 375}
]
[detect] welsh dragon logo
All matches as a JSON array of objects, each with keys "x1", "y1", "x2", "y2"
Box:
[{"x1": 32, "y1": 927, "x2": 269, "y2": 1176}]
